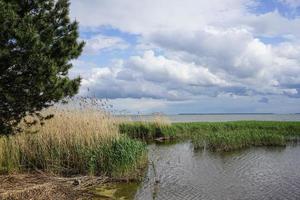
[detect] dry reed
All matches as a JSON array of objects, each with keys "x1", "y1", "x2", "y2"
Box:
[{"x1": 0, "y1": 99, "x2": 147, "y2": 177}]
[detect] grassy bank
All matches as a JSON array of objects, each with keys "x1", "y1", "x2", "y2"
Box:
[
  {"x1": 119, "y1": 121, "x2": 300, "y2": 151},
  {"x1": 0, "y1": 109, "x2": 147, "y2": 178}
]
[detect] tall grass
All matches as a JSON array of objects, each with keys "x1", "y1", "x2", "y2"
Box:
[
  {"x1": 0, "y1": 106, "x2": 147, "y2": 177},
  {"x1": 119, "y1": 115, "x2": 174, "y2": 140},
  {"x1": 119, "y1": 121, "x2": 300, "y2": 151},
  {"x1": 202, "y1": 130, "x2": 285, "y2": 151}
]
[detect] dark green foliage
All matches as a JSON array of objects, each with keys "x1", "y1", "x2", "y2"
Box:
[{"x1": 0, "y1": 0, "x2": 84, "y2": 134}]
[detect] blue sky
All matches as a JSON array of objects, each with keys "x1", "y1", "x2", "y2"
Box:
[{"x1": 69, "y1": 0, "x2": 300, "y2": 114}]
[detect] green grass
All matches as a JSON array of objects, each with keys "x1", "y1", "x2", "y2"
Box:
[
  {"x1": 119, "y1": 121, "x2": 300, "y2": 151},
  {"x1": 119, "y1": 121, "x2": 177, "y2": 140},
  {"x1": 0, "y1": 135, "x2": 147, "y2": 178},
  {"x1": 202, "y1": 130, "x2": 286, "y2": 151}
]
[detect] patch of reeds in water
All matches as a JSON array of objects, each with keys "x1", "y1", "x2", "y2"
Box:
[
  {"x1": 119, "y1": 120, "x2": 300, "y2": 151},
  {"x1": 195, "y1": 130, "x2": 286, "y2": 151},
  {"x1": 181, "y1": 121, "x2": 300, "y2": 151}
]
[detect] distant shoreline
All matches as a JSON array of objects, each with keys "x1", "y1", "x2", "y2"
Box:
[
  {"x1": 116, "y1": 113, "x2": 300, "y2": 116},
  {"x1": 177, "y1": 113, "x2": 275, "y2": 115}
]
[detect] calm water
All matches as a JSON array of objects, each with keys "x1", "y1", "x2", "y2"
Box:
[
  {"x1": 128, "y1": 114, "x2": 300, "y2": 122},
  {"x1": 134, "y1": 142, "x2": 300, "y2": 200}
]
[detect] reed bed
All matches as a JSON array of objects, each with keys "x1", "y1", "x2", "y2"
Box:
[
  {"x1": 119, "y1": 121, "x2": 300, "y2": 151},
  {"x1": 119, "y1": 115, "x2": 174, "y2": 140},
  {"x1": 0, "y1": 107, "x2": 147, "y2": 177},
  {"x1": 174, "y1": 121, "x2": 300, "y2": 151},
  {"x1": 195, "y1": 130, "x2": 285, "y2": 151}
]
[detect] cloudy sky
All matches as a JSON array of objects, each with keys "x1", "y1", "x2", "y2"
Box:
[{"x1": 69, "y1": 0, "x2": 300, "y2": 114}]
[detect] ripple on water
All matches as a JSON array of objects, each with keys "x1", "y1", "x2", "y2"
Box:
[{"x1": 134, "y1": 142, "x2": 300, "y2": 200}]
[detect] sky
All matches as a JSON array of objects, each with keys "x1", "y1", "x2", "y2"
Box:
[{"x1": 69, "y1": 0, "x2": 300, "y2": 114}]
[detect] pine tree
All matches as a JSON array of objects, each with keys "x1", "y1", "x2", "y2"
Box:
[{"x1": 0, "y1": 0, "x2": 85, "y2": 134}]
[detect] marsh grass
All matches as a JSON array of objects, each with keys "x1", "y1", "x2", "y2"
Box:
[
  {"x1": 119, "y1": 115, "x2": 174, "y2": 140},
  {"x1": 0, "y1": 105, "x2": 147, "y2": 177},
  {"x1": 172, "y1": 121, "x2": 300, "y2": 151},
  {"x1": 201, "y1": 130, "x2": 286, "y2": 151},
  {"x1": 119, "y1": 121, "x2": 300, "y2": 151}
]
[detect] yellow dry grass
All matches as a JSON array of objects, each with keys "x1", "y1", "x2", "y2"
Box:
[{"x1": 0, "y1": 107, "x2": 120, "y2": 174}]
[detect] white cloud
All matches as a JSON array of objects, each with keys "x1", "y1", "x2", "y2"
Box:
[
  {"x1": 71, "y1": 0, "x2": 300, "y2": 38},
  {"x1": 244, "y1": 11, "x2": 300, "y2": 37},
  {"x1": 142, "y1": 26, "x2": 300, "y2": 97},
  {"x1": 125, "y1": 51, "x2": 227, "y2": 86},
  {"x1": 83, "y1": 34, "x2": 128, "y2": 55},
  {"x1": 75, "y1": 43, "x2": 300, "y2": 101},
  {"x1": 69, "y1": 0, "x2": 300, "y2": 112},
  {"x1": 77, "y1": 51, "x2": 228, "y2": 100},
  {"x1": 70, "y1": 0, "x2": 255, "y2": 34}
]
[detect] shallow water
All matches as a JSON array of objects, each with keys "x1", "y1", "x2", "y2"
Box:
[
  {"x1": 93, "y1": 182, "x2": 139, "y2": 200},
  {"x1": 134, "y1": 142, "x2": 300, "y2": 200}
]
